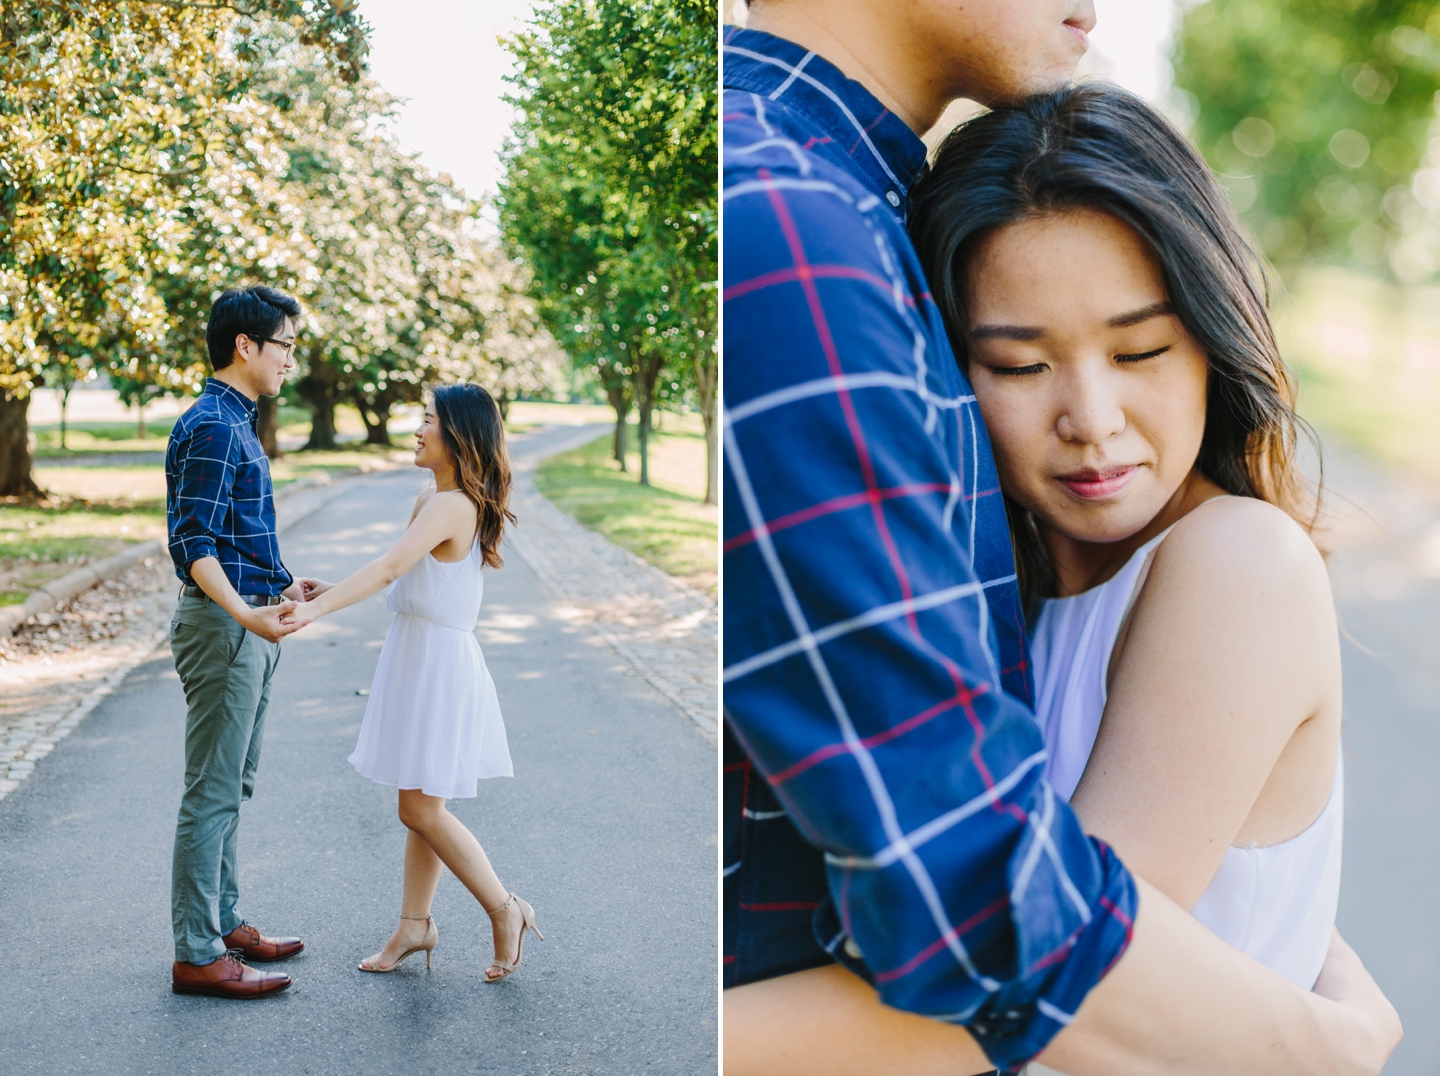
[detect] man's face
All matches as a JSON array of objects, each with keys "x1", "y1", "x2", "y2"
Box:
[
  {"x1": 910, "y1": 0, "x2": 1096, "y2": 104},
  {"x1": 232, "y1": 315, "x2": 297, "y2": 397}
]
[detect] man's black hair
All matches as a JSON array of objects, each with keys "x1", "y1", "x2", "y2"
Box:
[{"x1": 205, "y1": 285, "x2": 302, "y2": 371}]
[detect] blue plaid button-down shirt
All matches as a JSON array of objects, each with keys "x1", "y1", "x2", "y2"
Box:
[
  {"x1": 166, "y1": 378, "x2": 292, "y2": 596},
  {"x1": 721, "y1": 28, "x2": 1137, "y2": 1070}
]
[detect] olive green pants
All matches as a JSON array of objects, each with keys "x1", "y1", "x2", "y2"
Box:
[{"x1": 169, "y1": 595, "x2": 280, "y2": 964}]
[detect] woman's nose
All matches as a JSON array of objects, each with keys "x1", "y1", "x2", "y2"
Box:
[{"x1": 1054, "y1": 368, "x2": 1126, "y2": 445}]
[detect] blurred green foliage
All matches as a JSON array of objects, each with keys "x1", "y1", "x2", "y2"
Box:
[
  {"x1": 498, "y1": 0, "x2": 718, "y2": 500},
  {"x1": 1173, "y1": 0, "x2": 1440, "y2": 279}
]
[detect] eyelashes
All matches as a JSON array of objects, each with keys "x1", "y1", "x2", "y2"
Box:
[
  {"x1": 1114, "y1": 345, "x2": 1172, "y2": 363},
  {"x1": 989, "y1": 345, "x2": 1174, "y2": 376}
]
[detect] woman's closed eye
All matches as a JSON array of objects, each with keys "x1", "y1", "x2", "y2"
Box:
[
  {"x1": 989, "y1": 362, "x2": 1048, "y2": 376},
  {"x1": 1115, "y1": 345, "x2": 1172, "y2": 363}
]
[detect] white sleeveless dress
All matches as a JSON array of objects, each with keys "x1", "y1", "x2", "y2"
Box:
[
  {"x1": 347, "y1": 537, "x2": 513, "y2": 798},
  {"x1": 1030, "y1": 528, "x2": 1342, "y2": 990}
]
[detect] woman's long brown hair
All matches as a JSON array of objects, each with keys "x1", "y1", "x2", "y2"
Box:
[
  {"x1": 908, "y1": 84, "x2": 1323, "y2": 619},
  {"x1": 432, "y1": 383, "x2": 516, "y2": 569}
]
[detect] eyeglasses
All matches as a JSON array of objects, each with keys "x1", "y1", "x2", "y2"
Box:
[{"x1": 248, "y1": 334, "x2": 296, "y2": 356}]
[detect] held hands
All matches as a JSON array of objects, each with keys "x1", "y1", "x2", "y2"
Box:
[
  {"x1": 298, "y1": 576, "x2": 334, "y2": 599},
  {"x1": 279, "y1": 600, "x2": 317, "y2": 627},
  {"x1": 283, "y1": 577, "x2": 333, "y2": 601},
  {"x1": 240, "y1": 600, "x2": 311, "y2": 643}
]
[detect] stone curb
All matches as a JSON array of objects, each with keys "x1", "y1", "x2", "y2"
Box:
[
  {"x1": 506, "y1": 425, "x2": 718, "y2": 738},
  {"x1": 0, "y1": 469, "x2": 372, "y2": 638}
]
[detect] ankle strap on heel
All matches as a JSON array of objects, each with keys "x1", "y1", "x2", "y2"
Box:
[
  {"x1": 487, "y1": 893, "x2": 517, "y2": 920},
  {"x1": 400, "y1": 913, "x2": 432, "y2": 922}
]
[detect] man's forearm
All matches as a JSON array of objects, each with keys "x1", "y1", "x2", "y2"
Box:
[
  {"x1": 723, "y1": 879, "x2": 1396, "y2": 1076},
  {"x1": 1041, "y1": 879, "x2": 1396, "y2": 1076},
  {"x1": 188, "y1": 557, "x2": 254, "y2": 623}
]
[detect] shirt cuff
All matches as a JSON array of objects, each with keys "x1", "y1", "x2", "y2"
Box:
[
  {"x1": 170, "y1": 534, "x2": 218, "y2": 573},
  {"x1": 969, "y1": 838, "x2": 1137, "y2": 1071}
]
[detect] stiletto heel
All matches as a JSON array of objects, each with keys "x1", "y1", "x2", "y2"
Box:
[
  {"x1": 358, "y1": 913, "x2": 438, "y2": 973},
  {"x1": 484, "y1": 893, "x2": 543, "y2": 982}
]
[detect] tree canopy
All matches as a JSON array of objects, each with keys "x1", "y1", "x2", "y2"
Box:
[
  {"x1": 0, "y1": 1, "x2": 565, "y2": 496},
  {"x1": 497, "y1": 0, "x2": 717, "y2": 501},
  {"x1": 1173, "y1": 0, "x2": 1440, "y2": 282}
]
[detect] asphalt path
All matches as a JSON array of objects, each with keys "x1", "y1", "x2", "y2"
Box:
[
  {"x1": 1323, "y1": 442, "x2": 1440, "y2": 1076},
  {"x1": 0, "y1": 426, "x2": 717, "y2": 1075}
]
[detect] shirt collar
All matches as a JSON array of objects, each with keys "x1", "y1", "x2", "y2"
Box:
[
  {"x1": 722, "y1": 26, "x2": 929, "y2": 206},
  {"x1": 203, "y1": 377, "x2": 258, "y2": 422}
]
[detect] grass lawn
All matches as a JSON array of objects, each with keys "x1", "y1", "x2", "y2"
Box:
[
  {"x1": 0, "y1": 500, "x2": 165, "y2": 604},
  {"x1": 533, "y1": 416, "x2": 717, "y2": 596}
]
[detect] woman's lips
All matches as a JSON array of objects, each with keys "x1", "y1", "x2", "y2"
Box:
[{"x1": 1058, "y1": 466, "x2": 1136, "y2": 500}]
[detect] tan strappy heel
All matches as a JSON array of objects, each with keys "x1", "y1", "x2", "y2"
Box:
[
  {"x1": 358, "y1": 913, "x2": 438, "y2": 972},
  {"x1": 484, "y1": 893, "x2": 543, "y2": 982}
]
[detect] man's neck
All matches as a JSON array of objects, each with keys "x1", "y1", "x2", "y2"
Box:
[
  {"x1": 745, "y1": 4, "x2": 950, "y2": 134},
  {"x1": 213, "y1": 366, "x2": 259, "y2": 402}
]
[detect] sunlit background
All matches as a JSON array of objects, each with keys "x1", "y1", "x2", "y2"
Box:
[
  {"x1": 724, "y1": 4, "x2": 1440, "y2": 1073},
  {"x1": 358, "y1": 0, "x2": 537, "y2": 221}
]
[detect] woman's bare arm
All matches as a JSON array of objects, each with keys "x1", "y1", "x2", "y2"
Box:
[
  {"x1": 1071, "y1": 497, "x2": 1342, "y2": 909},
  {"x1": 297, "y1": 493, "x2": 475, "y2": 620},
  {"x1": 725, "y1": 880, "x2": 1400, "y2": 1076}
]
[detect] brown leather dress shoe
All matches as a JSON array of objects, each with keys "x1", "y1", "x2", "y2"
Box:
[
  {"x1": 221, "y1": 921, "x2": 305, "y2": 962},
  {"x1": 172, "y1": 951, "x2": 291, "y2": 999}
]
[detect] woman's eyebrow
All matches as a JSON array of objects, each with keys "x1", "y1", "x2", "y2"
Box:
[
  {"x1": 968, "y1": 323, "x2": 1045, "y2": 341},
  {"x1": 968, "y1": 300, "x2": 1175, "y2": 340},
  {"x1": 1107, "y1": 300, "x2": 1174, "y2": 328}
]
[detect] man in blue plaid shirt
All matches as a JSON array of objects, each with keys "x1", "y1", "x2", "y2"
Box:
[
  {"x1": 165, "y1": 285, "x2": 318, "y2": 1000},
  {"x1": 722, "y1": 2, "x2": 1399, "y2": 1073}
]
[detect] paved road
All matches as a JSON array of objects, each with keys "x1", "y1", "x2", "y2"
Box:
[
  {"x1": 1323, "y1": 441, "x2": 1440, "y2": 1076},
  {"x1": 0, "y1": 427, "x2": 717, "y2": 1075}
]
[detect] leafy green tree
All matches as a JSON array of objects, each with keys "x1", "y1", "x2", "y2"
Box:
[
  {"x1": 1173, "y1": 0, "x2": 1440, "y2": 280},
  {"x1": 0, "y1": 0, "x2": 367, "y2": 496},
  {"x1": 498, "y1": 0, "x2": 717, "y2": 491}
]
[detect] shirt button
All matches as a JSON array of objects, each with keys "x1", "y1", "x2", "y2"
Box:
[
  {"x1": 843, "y1": 937, "x2": 863, "y2": 959},
  {"x1": 885, "y1": 191, "x2": 901, "y2": 207}
]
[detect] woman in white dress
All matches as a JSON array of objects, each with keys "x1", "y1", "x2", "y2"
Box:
[
  {"x1": 726, "y1": 86, "x2": 1365, "y2": 1074},
  {"x1": 286, "y1": 383, "x2": 541, "y2": 983}
]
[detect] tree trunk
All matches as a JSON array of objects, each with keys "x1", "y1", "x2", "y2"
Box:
[
  {"x1": 298, "y1": 350, "x2": 340, "y2": 450},
  {"x1": 694, "y1": 348, "x2": 718, "y2": 506},
  {"x1": 256, "y1": 395, "x2": 281, "y2": 459},
  {"x1": 59, "y1": 385, "x2": 72, "y2": 451},
  {"x1": 365, "y1": 411, "x2": 391, "y2": 446},
  {"x1": 632, "y1": 350, "x2": 664, "y2": 487},
  {"x1": 353, "y1": 395, "x2": 392, "y2": 446},
  {"x1": 136, "y1": 401, "x2": 147, "y2": 440},
  {"x1": 496, "y1": 385, "x2": 510, "y2": 422},
  {"x1": 0, "y1": 390, "x2": 41, "y2": 498},
  {"x1": 603, "y1": 379, "x2": 629, "y2": 471}
]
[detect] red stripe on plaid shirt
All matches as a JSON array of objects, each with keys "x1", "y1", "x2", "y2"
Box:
[
  {"x1": 875, "y1": 896, "x2": 1011, "y2": 983},
  {"x1": 723, "y1": 263, "x2": 919, "y2": 305},
  {"x1": 769, "y1": 686, "x2": 989, "y2": 785},
  {"x1": 723, "y1": 483, "x2": 1001, "y2": 553}
]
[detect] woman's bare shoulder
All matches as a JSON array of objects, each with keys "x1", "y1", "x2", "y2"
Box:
[
  {"x1": 1155, "y1": 495, "x2": 1328, "y2": 597},
  {"x1": 1135, "y1": 495, "x2": 1337, "y2": 684},
  {"x1": 417, "y1": 488, "x2": 478, "y2": 527}
]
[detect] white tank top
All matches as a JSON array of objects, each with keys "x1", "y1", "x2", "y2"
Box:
[{"x1": 1030, "y1": 528, "x2": 1343, "y2": 989}]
